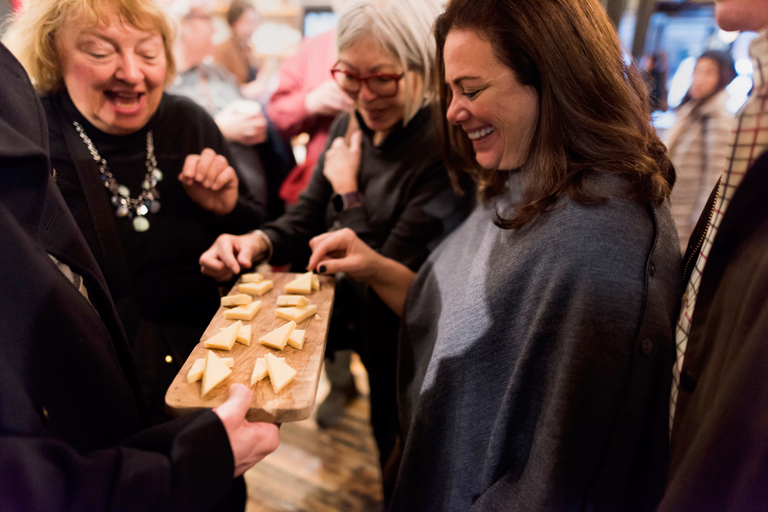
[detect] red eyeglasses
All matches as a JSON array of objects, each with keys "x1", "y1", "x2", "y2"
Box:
[{"x1": 330, "y1": 68, "x2": 405, "y2": 98}]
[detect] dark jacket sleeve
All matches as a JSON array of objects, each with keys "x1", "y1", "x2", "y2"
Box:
[
  {"x1": 335, "y1": 159, "x2": 461, "y2": 271},
  {"x1": 259, "y1": 115, "x2": 345, "y2": 266},
  {"x1": 0, "y1": 411, "x2": 235, "y2": 512}
]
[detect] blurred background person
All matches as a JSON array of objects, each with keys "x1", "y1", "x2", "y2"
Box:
[
  {"x1": 306, "y1": 0, "x2": 681, "y2": 508},
  {"x1": 200, "y1": 0, "x2": 471, "y2": 498},
  {"x1": 168, "y1": 0, "x2": 295, "y2": 220},
  {"x1": 4, "y1": 0, "x2": 266, "y2": 423},
  {"x1": 664, "y1": 50, "x2": 736, "y2": 249},
  {"x1": 267, "y1": 0, "x2": 353, "y2": 206},
  {"x1": 214, "y1": 0, "x2": 275, "y2": 101}
]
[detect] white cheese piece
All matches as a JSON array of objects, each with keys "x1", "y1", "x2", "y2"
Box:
[
  {"x1": 187, "y1": 357, "x2": 234, "y2": 383},
  {"x1": 220, "y1": 294, "x2": 252, "y2": 307},
  {"x1": 314, "y1": 314, "x2": 322, "y2": 321},
  {"x1": 284, "y1": 272, "x2": 313, "y2": 294},
  {"x1": 203, "y1": 321, "x2": 241, "y2": 350},
  {"x1": 239, "y1": 280, "x2": 273, "y2": 296},
  {"x1": 221, "y1": 324, "x2": 252, "y2": 346},
  {"x1": 235, "y1": 324, "x2": 251, "y2": 346},
  {"x1": 265, "y1": 353, "x2": 297, "y2": 393},
  {"x1": 259, "y1": 321, "x2": 296, "y2": 350},
  {"x1": 224, "y1": 300, "x2": 262, "y2": 320},
  {"x1": 311, "y1": 274, "x2": 320, "y2": 291},
  {"x1": 241, "y1": 272, "x2": 264, "y2": 283},
  {"x1": 251, "y1": 358, "x2": 268, "y2": 384},
  {"x1": 250, "y1": 356, "x2": 287, "y2": 385},
  {"x1": 275, "y1": 295, "x2": 310, "y2": 307},
  {"x1": 275, "y1": 304, "x2": 318, "y2": 323},
  {"x1": 201, "y1": 351, "x2": 231, "y2": 397},
  {"x1": 287, "y1": 329, "x2": 306, "y2": 350}
]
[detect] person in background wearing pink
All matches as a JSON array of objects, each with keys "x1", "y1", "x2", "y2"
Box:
[{"x1": 267, "y1": 20, "x2": 353, "y2": 206}]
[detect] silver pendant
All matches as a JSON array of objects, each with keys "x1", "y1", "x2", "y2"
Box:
[{"x1": 133, "y1": 216, "x2": 150, "y2": 232}]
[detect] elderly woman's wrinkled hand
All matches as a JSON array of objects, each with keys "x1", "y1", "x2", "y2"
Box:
[
  {"x1": 179, "y1": 148, "x2": 239, "y2": 215},
  {"x1": 323, "y1": 130, "x2": 362, "y2": 194}
]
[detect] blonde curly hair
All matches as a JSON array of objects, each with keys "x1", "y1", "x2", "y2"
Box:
[{"x1": 3, "y1": 0, "x2": 176, "y2": 93}]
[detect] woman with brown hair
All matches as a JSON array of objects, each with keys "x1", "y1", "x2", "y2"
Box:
[
  {"x1": 665, "y1": 50, "x2": 736, "y2": 248},
  {"x1": 306, "y1": 0, "x2": 682, "y2": 509}
]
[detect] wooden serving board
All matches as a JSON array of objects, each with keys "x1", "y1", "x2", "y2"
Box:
[{"x1": 165, "y1": 271, "x2": 335, "y2": 423}]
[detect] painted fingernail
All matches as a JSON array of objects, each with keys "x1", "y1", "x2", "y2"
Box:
[{"x1": 318, "y1": 265, "x2": 326, "y2": 274}]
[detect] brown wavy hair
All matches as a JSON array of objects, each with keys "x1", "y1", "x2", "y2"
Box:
[{"x1": 434, "y1": 0, "x2": 672, "y2": 229}]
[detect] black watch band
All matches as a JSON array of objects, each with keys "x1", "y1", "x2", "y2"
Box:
[{"x1": 332, "y1": 191, "x2": 363, "y2": 212}]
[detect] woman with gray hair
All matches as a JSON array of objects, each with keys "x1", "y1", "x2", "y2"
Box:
[{"x1": 200, "y1": 0, "x2": 470, "y2": 490}]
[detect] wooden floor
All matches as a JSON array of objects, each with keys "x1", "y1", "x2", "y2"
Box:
[{"x1": 244, "y1": 355, "x2": 384, "y2": 512}]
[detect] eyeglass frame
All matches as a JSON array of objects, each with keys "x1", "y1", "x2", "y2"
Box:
[{"x1": 330, "y1": 68, "x2": 406, "y2": 98}]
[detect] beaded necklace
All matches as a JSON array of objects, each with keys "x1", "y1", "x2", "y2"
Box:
[{"x1": 73, "y1": 121, "x2": 163, "y2": 232}]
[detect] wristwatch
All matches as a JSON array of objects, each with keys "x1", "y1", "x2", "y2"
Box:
[{"x1": 331, "y1": 191, "x2": 363, "y2": 212}]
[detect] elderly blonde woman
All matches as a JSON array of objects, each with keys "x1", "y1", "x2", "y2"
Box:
[
  {"x1": 200, "y1": 0, "x2": 470, "y2": 486},
  {"x1": 0, "y1": 2, "x2": 277, "y2": 511},
  {"x1": 3, "y1": 0, "x2": 267, "y2": 425}
]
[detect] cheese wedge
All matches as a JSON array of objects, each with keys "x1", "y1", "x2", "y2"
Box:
[
  {"x1": 201, "y1": 351, "x2": 232, "y2": 397},
  {"x1": 275, "y1": 295, "x2": 310, "y2": 307},
  {"x1": 235, "y1": 324, "x2": 251, "y2": 346},
  {"x1": 203, "y1": 321, "x2": 241, "y2": 350},
  {"x1": 220, "y1": 294, "x2": 252, "y2": 307},
  {"x1": 187, "y1": 357, "x2": 234, "y2": 383},
  {"x1": 265, "y1": 353, "x2": 297, "y2": 393},
  {"x1": 275, "y1": 304, "x2": 318, "y2": 323},
  {"x1": 311, "y1": 274, "x2": 320, "y2": 291},
  {"x1": 241, "y1": 272, "x2": 264, "y2": 283},
  {"x1": 251, "y1": 358, "x2": 268, "y2": 384},
  {"x1": 224, "y1": 300, "x2": 262, "y2": 320},
  {"x1": 284, "y1": 272, "x2": 313, "y2": 294},
  {"x1": 259, "y1": 321, "x2": 296, "y2": 350},
  {"x1": 221, "y1": 324, "x2": 252, "y2": 346},
  {"x1": 287, "y1": 329, "x2": 306, "y2": 350},
  {"x1": 240, "y1": 280, "x2": 273, "y2": 296}
]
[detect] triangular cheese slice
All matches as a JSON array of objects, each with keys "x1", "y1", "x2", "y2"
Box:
[
  {"x1": 239, "y1": 280, "x2": 273, "y2": 296},
  {"x1": 187, "y1": 356, "x2": 233, "y2": 383},
  {"x1": 284, "y1": 272, "x2": 313, "y2": 294},
  {"x1": 259, "y1": 321, "x2": 296, "y2": 350},
  {"x1": 276, "y1": 295, "x2": 310, "y2": 307},
  {"x1": 311, "y1": 274, "x2": 320, "y2": 291},
  {"x1": 203, "y1": 321, "x2": 241, "y2": 350},
  {"x1": 224, "y1": 300, "x2": 262, "y2": 320},
  {"x1": 201, "y1": 351, "x2": 231, "y2": 397},
  {"x1": 265, "y1": 353, "x2": 297, "y2": 393},
  {"x1": 287, "y1": 329, "x2": 306, "y2": 350},
  {"x1": 251, "y1": 358, "x2": 268, "y2": 385},
  {"x1": 241, "y1": 272, "x2": 264, "y2": 283},
  {"x1": 220, "y1": 324, "x2": 251, "y2": 346},
  {"x1": 275, "y1": 304, "x2": 318, "y2": 323},
  {"x1": 220, "y1": 294, "x2": 252, "y2": 307}
]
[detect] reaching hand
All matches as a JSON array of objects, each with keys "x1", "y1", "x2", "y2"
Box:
[
  {"x1": 307, "y1": 228, "x2": 382, "y2": 282},
  {"x1": 323, "y1": 131, "x2": 362, "y2": 194},
  {"x1": 178, "y1": 148, "x2": 239, "y2": 215},
  {"x1": 199, "y1": 232, "x2": 268, "y2": 281},
  {"x1": 305, "y1": 79, "x2": 354, "y2": 117},
  {"x1": 213, "y1": 384, "x2": 280, "y2": 477}
]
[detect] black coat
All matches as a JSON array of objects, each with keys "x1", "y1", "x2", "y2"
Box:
[
  {"x1": 661, "y1": 151, "x2": 768, "y2": 510},
  {"x1": 0, "y1": 43, "x2": 241, "y2": 512}
]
